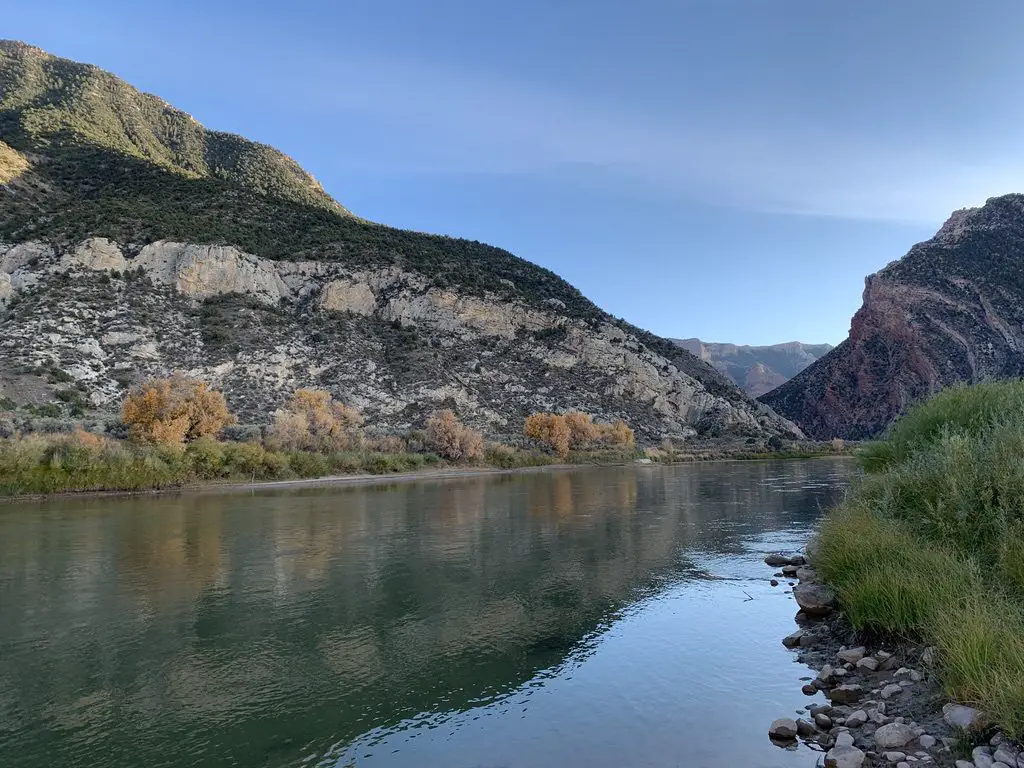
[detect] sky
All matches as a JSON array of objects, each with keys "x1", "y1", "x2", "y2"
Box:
[{"x1": 6, "y1": 0, "x2": 1024, "y2": 345}]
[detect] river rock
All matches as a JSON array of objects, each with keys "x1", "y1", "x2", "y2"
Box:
[
  {"x1": 847, "y1": 710, "x2": 868, "y2": 728},
  {"x1": 766, "y1": 553, "x2": 793, "y2": 567},
  {"x1": 838, "y1": 647, "x2": 867, "y2": 664},
  {"x1": 770, "y1": 578, "x2": 779, "y2": 586},
  {"x1": 797, "y1": 718, "x2": 817, "y2": 737},
  {"x1": 816, "y1": 713, "x2": 834, "y2": 728},
  {"x1": 770, "y1": 718, "x2": 799, "y2": 739},
  {"x1": 828, "y1": 685, "x2": 864, "y2": 704},
  {"x1": 944, "y1": 703, "x2": 991, "y2": 732},
  {"x1": 875, "y1": 723, "x2": 916, "y2": 749},
  {"x1": 796, "y1": 567, "x2": 818, "y2": 582},
  {"x1": 894, "y1": 667, "x2": 922, "y2": 682},
  {"x1": 955, "y1": 761, "x2": 976, "y2": 768},
  {"x1": 881, "y1": 684, "x2": 903, "y2": 699},
  {"x1": 994, "y1": 763, "x2": 1012, "y2": 768},
  {"x1": 826, "y1": 745, "x2": 866, "y2": 768},
  {"x1": 973, "y1": 746, "x2": 995, "y2": 768},
  {"x1": 835, "y1": 731, "x2": 856, "y2": 748},
  {"x1": 884, "y1": 753, "x2": 907, "y2": 763},
  {"x1": 919, "y1": 735, "x2": 936, "y2": 748},
  {"x1": 783, "y1": 630, "x2": 807, "y2": 648},
  {"x1": 794, "y1": 583, "x2": 837, "y2": 615},
  {"x1": 857, "y1": 657, "x2": 880, "y2": 672},
  {"x1": 994, "y1": 746, "x2": 1019, "y2": 765}
]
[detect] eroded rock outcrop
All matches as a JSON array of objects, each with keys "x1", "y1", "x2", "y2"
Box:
[
  {"x1": 0, "y1": 237, "x2": 799, "y2": 440},
  {"x1": 761, "y1": 194, "x2": 1024, "y2": 439}
]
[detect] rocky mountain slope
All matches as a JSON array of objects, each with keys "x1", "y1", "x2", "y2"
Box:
[
  {"x1": 0, "y1": 41, "x2": 798, "y2": 442},
  {"x1": 760, "y1": 194, "x2": 1024, "y2": 439},
  {"x1": 673, "y1": 338, "x2": 831, "y2": 397}
]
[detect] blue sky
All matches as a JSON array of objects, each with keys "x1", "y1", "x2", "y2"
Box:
[{"x1": 7, "y1": 1, "x2": 1024, "y2": 344}]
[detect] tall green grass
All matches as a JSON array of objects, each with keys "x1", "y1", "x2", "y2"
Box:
[{"x1": 816, "y1": 381, "x2": 1024, "y2": 739}]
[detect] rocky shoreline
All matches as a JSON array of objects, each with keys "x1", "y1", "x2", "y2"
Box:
[{"x1": 765, "y1": 550, "x2": 1020, "y2": 768}]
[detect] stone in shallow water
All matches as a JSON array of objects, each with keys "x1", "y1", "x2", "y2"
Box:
[
  {"x1": 765, "y1": 553, "x2": 792, "y2": 567},
  {"x1": 769, "y1": 718, "x2": 798, "y2": 739},
  {"x1": 797, "y1": 718, "x2": 817, "y2": 737},
  {"x1": 782, "y1": 629, "x2": 806, "y2": 648}
]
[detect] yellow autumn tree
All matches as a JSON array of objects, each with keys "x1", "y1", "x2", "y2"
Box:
[
  {"x1": 424, "y1": 410, "x2": 484, "y2": 461},
  {"x1": 564, "y1": 410, "x2": 599, "y2": 449},
  {"x1": 524, "y1": 412, "x2": 571, "y2": 457},
  {"x1": 599, "y1": 419, "x2": 636, "y2": 448},
  {"x1": 122, "y1": 375, "x2": 235, "y2": 445},
  {"x1": 266, "y1": 389, "x2": 363, "y2": 452}
]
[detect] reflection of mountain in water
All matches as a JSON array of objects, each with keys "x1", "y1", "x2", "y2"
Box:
[{"x1": 0, "y1": 460, "x2": 854, "y2": 768}]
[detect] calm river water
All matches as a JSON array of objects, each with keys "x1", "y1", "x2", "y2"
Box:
[{"x1": 0, "y1": 459, "x2": 856, "y2": 768}]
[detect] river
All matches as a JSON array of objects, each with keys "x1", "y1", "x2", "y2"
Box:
[{"x1": 0, "y1": 459, "x2": 856, "y2": 767}]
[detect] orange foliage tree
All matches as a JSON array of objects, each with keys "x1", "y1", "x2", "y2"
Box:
[
  {"x1": 601, "y1": 419, "x2": 636, "y2": 448},
  {"x1": 424, "y1": 410, "x2": 484, "y2": 461},
  {"x1": 266, "y1": 389, "x2": 364, "y2": 452},
  {"x1": 523, "y1": 412, "x2": 571, "y2": 457},
  {"x1": 564, "y1": 410, "x2": 599, "y2": 449},
  {"x1": 122, "y1": 375, "x2": 235, "y2": 445}
]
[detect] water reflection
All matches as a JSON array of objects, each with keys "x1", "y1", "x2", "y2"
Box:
[{"x1": 0, "y1": 460, "x2": 855, "y2": 768}]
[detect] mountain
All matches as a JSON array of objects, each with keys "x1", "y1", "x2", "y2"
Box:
[
  {"x1": 760, "y1": 194, "x2": 1024, "y2": 439},
  {"x1": 0, "y1": 41, "x2": 799, "y2": 442},
  {"x1": 673, "y1": 339, "x2": 832, "y2": 397}
]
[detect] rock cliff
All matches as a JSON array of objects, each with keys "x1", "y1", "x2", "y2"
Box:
[
  {"x1": 674, "y1": 338, "x2": 832, "y2": 397},
  {"x1": 0, "y1": 237, "x2": 798, "y2": 440},
  {"x1": 760, "y1": 194, "x2": 1024, "y2": 439}
]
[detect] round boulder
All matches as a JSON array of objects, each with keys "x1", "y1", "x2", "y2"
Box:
[
  {"x1": 794, "y1": 583, "x2": 837, "y2": 615},
  {"x1": 769, "y1": 718, "x2": 799, "y2": 740}
]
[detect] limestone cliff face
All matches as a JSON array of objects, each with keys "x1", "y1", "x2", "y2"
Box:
[
  {"x1": 0, "y1": 238, "x2": 799, "y2": 441},
  {"x1": 760, "y1": 194, "x2": 1024, "y2": 439}
]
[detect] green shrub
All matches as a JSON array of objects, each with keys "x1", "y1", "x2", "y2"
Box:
[{"x1": 859, "y1": 381, "x2": 1024, "y2": 472}]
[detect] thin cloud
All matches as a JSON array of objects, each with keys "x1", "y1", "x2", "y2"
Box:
[{"x1": 272, "y1": 51, "x2": 1021, "y2": 224}]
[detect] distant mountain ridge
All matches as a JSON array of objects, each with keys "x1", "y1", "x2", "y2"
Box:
[
  {"x1": 673, "y1": 339, "x2": 832, "y2": 397},
  {"x1": 760, "y1": 194, "x2": 1024, "y2": 439},
  {"x1": 0, "y1": 40, "x2": 801, "y2": 442}
]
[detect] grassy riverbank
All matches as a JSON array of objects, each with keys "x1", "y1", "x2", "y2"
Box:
[
  {"x1": 0, "y1": 430, "x2": 851, "y2": 497},
  {"x1": 815, "y1": 382, "x2": 1024, "y2": 739},
  {"x1": 0, "y1": 431, "x2": 651, "y2": 495}
]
